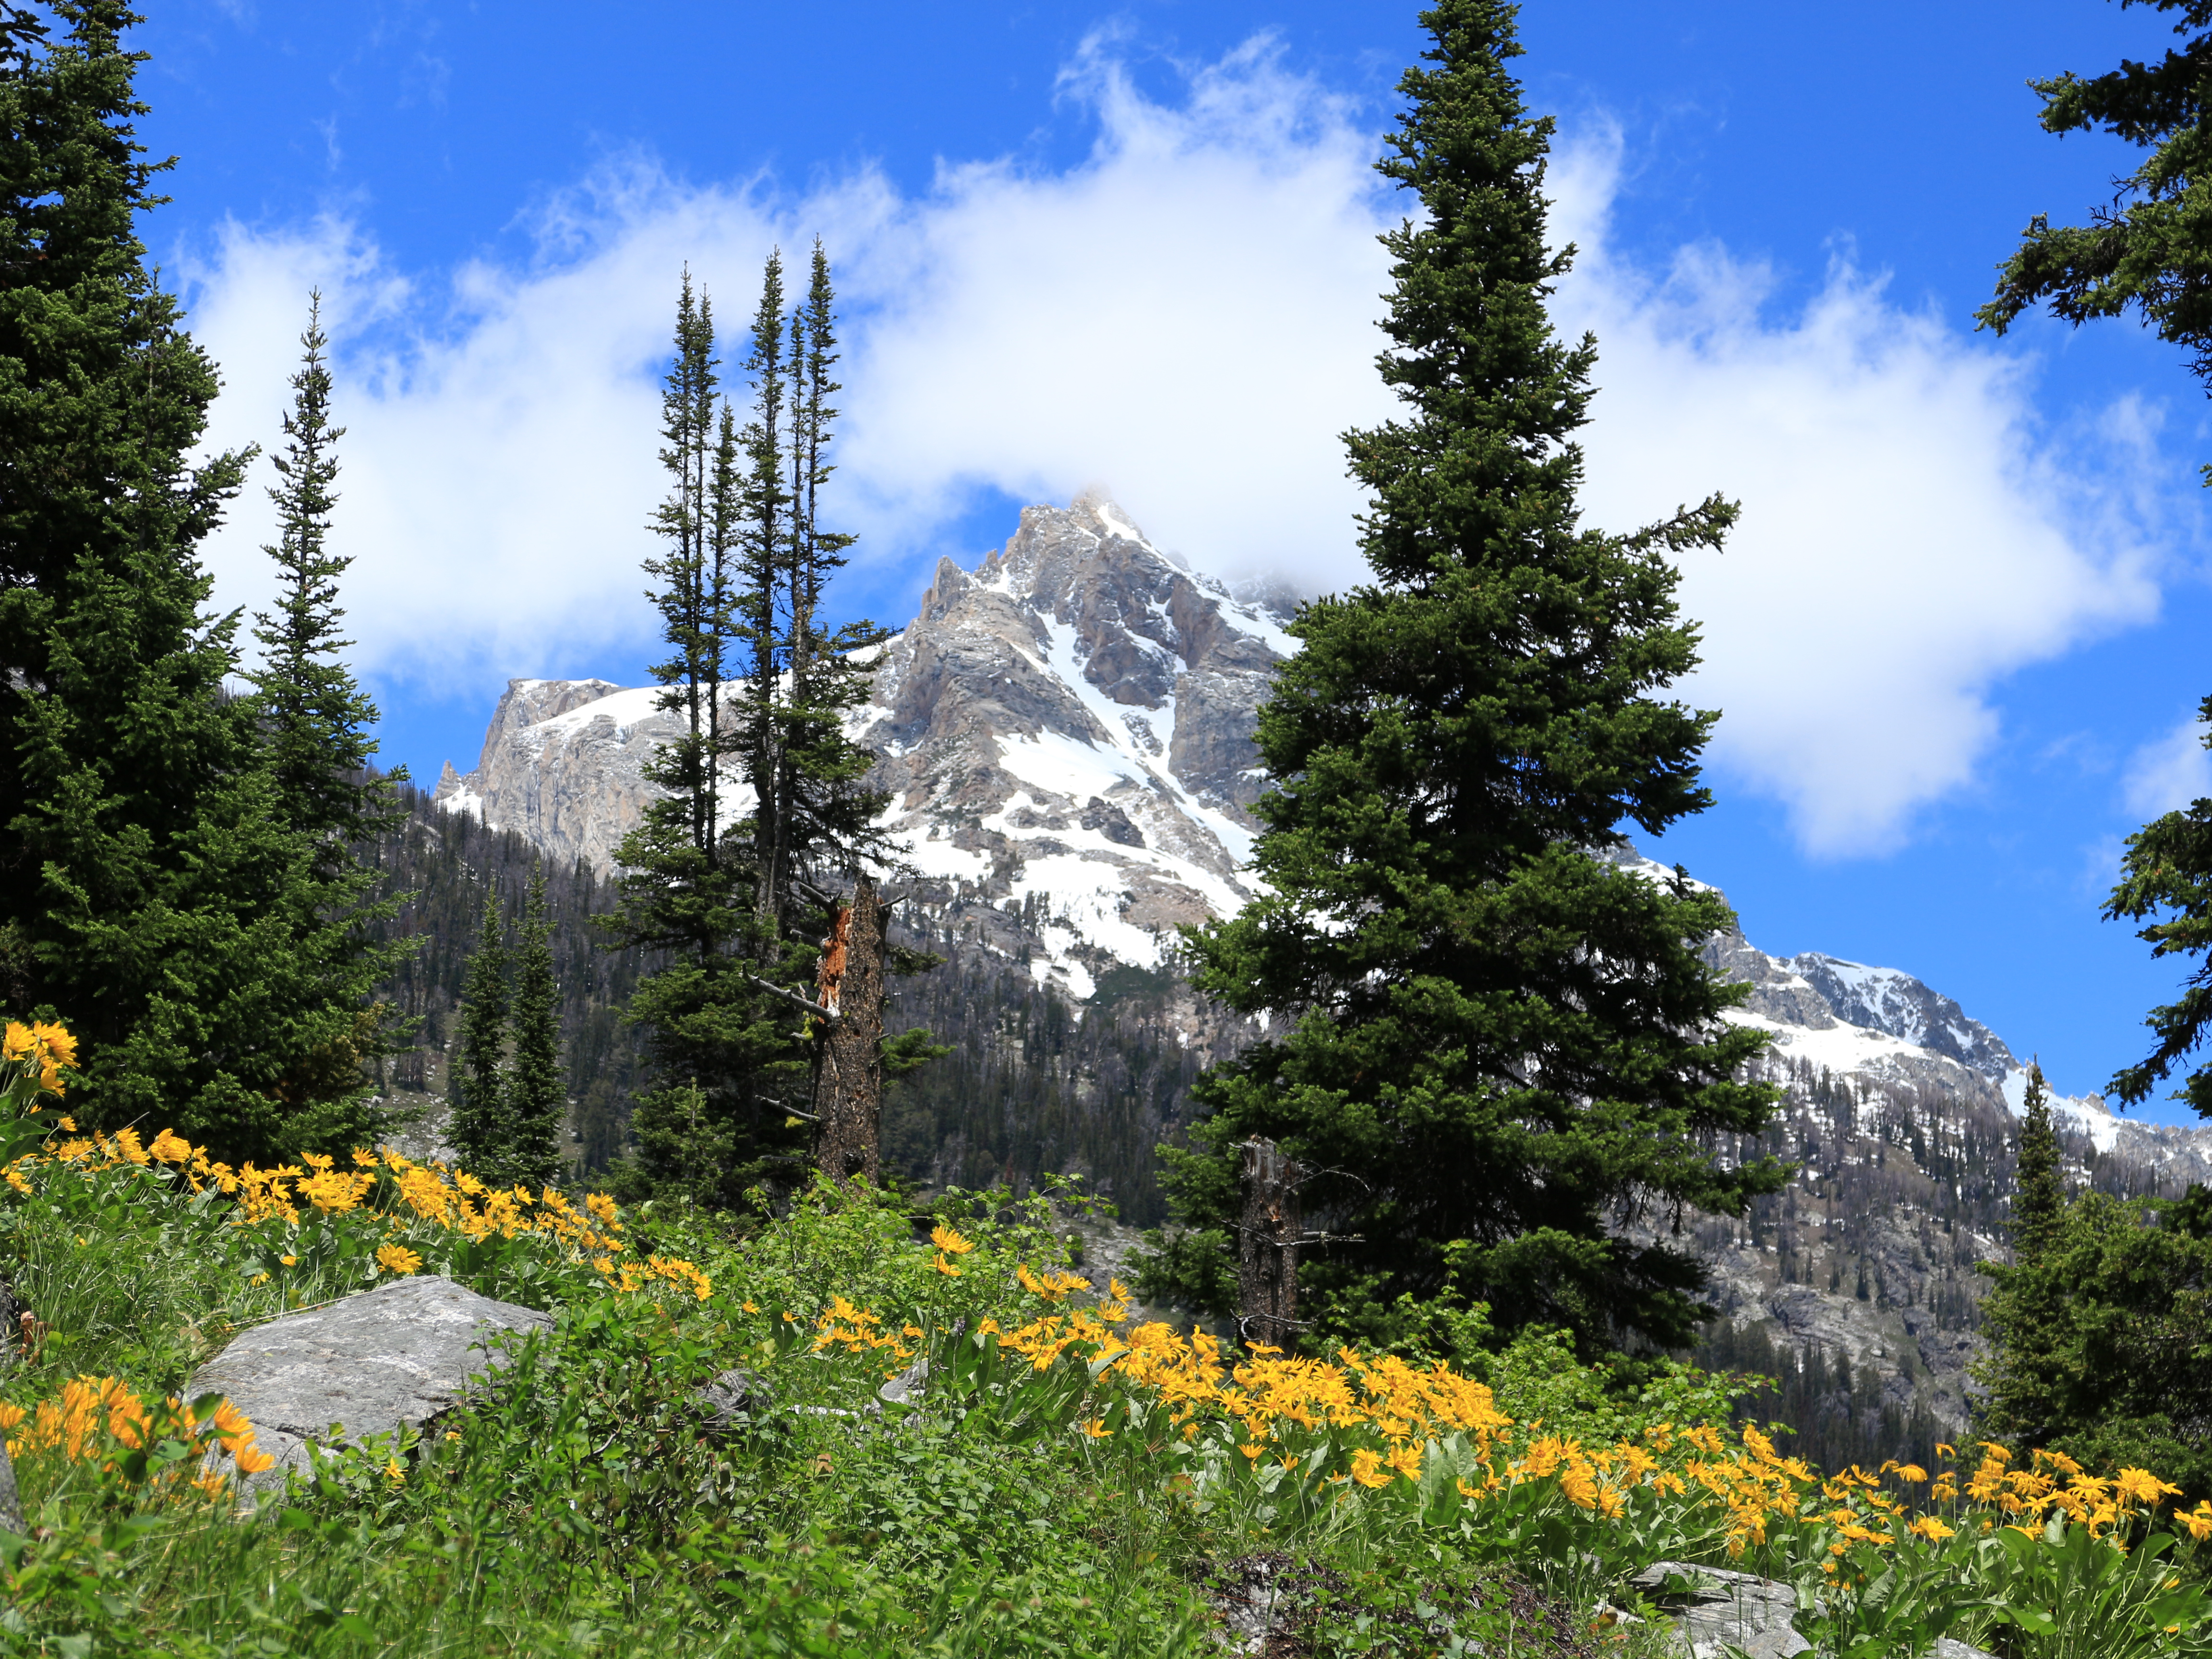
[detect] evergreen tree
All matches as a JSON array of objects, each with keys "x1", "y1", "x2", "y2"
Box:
[
  {"x1": 0, "y1": 3, "x2": 369, "y2": 1162},
  {"x1": 504, "y1": 863, "x2": 564, "y2": 1193},
  {"x1": 451, "y1": 888, "x2": 510, "y2": 1176},
  {"x1": 1979, "y1": 3, "x2": 2212, "y2": 445},
  {"x1": 242, "y1": 293, "x2": 416, "y2": 1154},
  {"x1": 601, "y1": 276, "x2": 795, "y2": 1205},
  {"x1": 1978, "y1": 10, "x2": 2212, "y2": 1119},
  {"x1": 1141, "y1": 0, "x2": 1785, "y2": 1362},
  {"x1": 2103, "y1": 696, "x2": 2212, "y2": 1115},
  {"x1": 737, "y1": 251, "x2": 794, "y2": 957},
  {"x1": 2013, "y1": 1062, "x2": 2066, "y2": 1259},
  {"x1": 1976, "y1": 1063, "x2": 2073, "y2": 1448},
  {"x1": 779, "y1": 242, "x2": 900, "y2": 898},
  {"x1": 1977, "y1": 1182, "x2": 2212, "y2": 1501}
]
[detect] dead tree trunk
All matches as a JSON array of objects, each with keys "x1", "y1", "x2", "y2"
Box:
[
  {"x1": 1238, "y1": 1137, "x2": 1302, "y2": 1349},
  {"x1": 811, "y1": 876, "x2": 889, "y2": 1183}
]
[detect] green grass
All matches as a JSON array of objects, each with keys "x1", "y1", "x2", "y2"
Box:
[
  {"x1": 0, "y1": 1149, "x2": 1586, "y2": 1659},
  {"x1": 5, "y1": 1127, "x2": 2210, "y2": 1659}
]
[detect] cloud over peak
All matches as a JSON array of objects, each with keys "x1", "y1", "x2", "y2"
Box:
[{"x1": 180, "y1": 38, "x2": 2179, "y2": 859}]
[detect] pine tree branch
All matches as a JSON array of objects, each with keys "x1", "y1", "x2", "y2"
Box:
[{"x1": 747, "y1": 974, "x2": 840, "y2": 1023}]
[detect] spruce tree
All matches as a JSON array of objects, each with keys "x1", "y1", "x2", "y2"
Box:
[
  {"x1": 602, "y1": 276, "x2": 795, "y2": 1204},
  {"x1": 241, "y1": 293, "x2": 416, "y2": 1154},
  {"x1": 0, "y1": 3, "x2": 372, "y2": 1162},
  {"x1": 2013, "y1": 1062, "x2": 2066, "y2": 1259},
  {"x1": 736, "y1": 251, "x2": 796, "y2": 955},
  {"x1": 451, "y1": 888, "x2": 511, "y2": 1177},
  {"x1": 2103, "y1": 696, "x2": 2212, "y2": 1115},
  {"x1": 1978, "y1": 10, "x2": 2212, "y2": 1118},
  {"x1": 780, "y1": 243, "x2": 899, "y2": 896},
  {"x1": 1975, "y1": 1062, "x2": 2074, "y2": 1451},
  {"x1": 504, "y1": 863, "x2": 564, "y2": 1193},
  {"x1": 1143, "y1": 0, "x2": 1784, "y2": 1361},
  {"x1": 1979, "y1": 2, "x2": 2212, "y2": 434}
]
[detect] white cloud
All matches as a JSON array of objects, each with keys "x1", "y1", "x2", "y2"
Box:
[
  {"x1": 1549, "y1": 131, "x2": 2167, "y2": 857},
  {"x1": 179, "y1": 40, "x2": 2179, "y2": 854},
  {"x1": 2123, "y1": 710, "x2": 2212, "y2": 818}
]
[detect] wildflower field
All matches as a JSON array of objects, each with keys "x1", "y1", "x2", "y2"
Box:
[{"x1": 3, "y1": 1025, "x2": 2211, "y2": 1658}]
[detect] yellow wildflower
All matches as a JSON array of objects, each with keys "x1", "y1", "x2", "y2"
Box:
[
  {"x1": 1349, "y1": 1448, "x2": 1391, "y2": 1489},
  {"x1": 2115, "y1": 1467, "x2": 2180, "y2": 1506},
  {"x1": 375, "y1": 1243, "x2": 423, "y2": 1276}
]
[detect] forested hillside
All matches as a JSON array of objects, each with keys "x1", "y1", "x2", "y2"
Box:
[
  {"x1": 361, "y1": 785, "x2": 1224, "y2": 1222},
  {"x1": 358, "y1": 784, "x2": 649, "y2": 1170},
  {"x1": 1689, "y1": 1054, "x2": 2205, "y2": 1472}
]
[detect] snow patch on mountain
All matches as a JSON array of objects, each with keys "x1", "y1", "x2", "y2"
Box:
[{"x1": 437, "y1": 490, "x2": 2195, "y2": 1170}]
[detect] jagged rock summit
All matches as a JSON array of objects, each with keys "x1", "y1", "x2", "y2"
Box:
[
  {"x1": 442, "y1": 490, "x2": 2202, "y2": 1158},
  {"x1": 434, "y1": 678, "x2": 671, "y2": 876},
  {"x1": 438, "y1": 492, "x2": 1295, "y2": 1000}
]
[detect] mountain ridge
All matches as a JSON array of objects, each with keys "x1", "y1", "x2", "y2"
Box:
[{"x1": 433, "y1": 492, "x2": 2212, "y2": 1449}]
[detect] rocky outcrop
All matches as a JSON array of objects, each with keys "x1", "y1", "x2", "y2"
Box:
[
  {"x1": 854, "y1": 492, "x2": 1291, "y2": 1001},
  {"x1": 434, "y1": 680, "x2": 680, "y2": 874},
  {"x1": 438, "y1": 493, "x2": 1293, "y2": 1004},
  {"x1": 186, "y1": 1276, "x2": 552, "y2": 1493}
]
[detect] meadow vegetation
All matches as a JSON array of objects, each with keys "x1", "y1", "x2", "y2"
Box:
[{"x1": 3, "y1": 1025, "x2": 2212, "y2": 1659}]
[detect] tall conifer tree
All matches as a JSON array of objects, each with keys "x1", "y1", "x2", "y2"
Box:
[
  {"x1": 0, "y1": 3, "x2": 372, "y2": 1162},
  {"x1": 242, "y1": 293, "x2": 415, "y2": 1154},
  {"x1": 504, "y1": 863, "x2": 564, "y2": 1192},
  {"x1": 735, "y1": 252, "x2": 796, "y2": 956},
  {"x1": 451, "y1": 888, "x2": 511, "y2": 1176},
  {"x1": 781, "y1": 243, "x2": 896, "y2": 887},
  {"x1": 1145, "y1": 0, "x2": 1784, "y2": 1360},
  {"x1": 2012, "y1": 1062, "x2": 2066, "y2": 1260},
  {"x1": 1974, "y1": 1063, "x2": 2074, "y2": 1452},
  {"x1": 602, "y1": 277, "x2": 795, "y2": 1204}
]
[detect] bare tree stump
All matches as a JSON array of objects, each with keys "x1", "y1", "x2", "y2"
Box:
[
  {"x1": 811, "y1": 876, "x2": 889, "y2": 1183},
  {"x1": 1238, "y1": 1138, "x2": 1303, "y2": 1349}
]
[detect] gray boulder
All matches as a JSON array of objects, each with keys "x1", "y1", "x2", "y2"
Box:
[
  {"x1": 1632, "y1": 1561, "x2": 1809, "y2": 1659},
  {"x1": 1629, "y1": 1562, "x2": 1997, "y2": 1659},
  {"x1": 695, "y1": 1366, "x2": 768, "y2": 1436},
  {"x1": 186, "y1": 1275, "x2": 551, "y2": 1493},
  {"x1": 877, "y1": 1355, "x2": 929, "y2": 1405}
]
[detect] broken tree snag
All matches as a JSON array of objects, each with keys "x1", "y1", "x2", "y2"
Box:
[
  {"x1": 810, "y1": 876, "x2": 890, "y2": 1184},
  {"x1": 1238, "y1": 1138, "x2": 1303, "y2": 1350}
]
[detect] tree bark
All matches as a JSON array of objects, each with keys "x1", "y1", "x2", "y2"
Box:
[
  {"x1": 1238, "y1": 1137, "x2": 1302, "y2": 1349},
  {"x1": 811, "y1": 876, "x2": 888, "y2": 1183}
]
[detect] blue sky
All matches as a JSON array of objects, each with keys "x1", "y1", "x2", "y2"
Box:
[{"x1": 129, "y1": 1, "x2": 2211, "y2": 1119}]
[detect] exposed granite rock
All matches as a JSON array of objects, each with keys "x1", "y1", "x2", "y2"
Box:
[
  {"x1": 1631, "y1": 1561, "x2": 1808, "y2": 1659},
  {"x1": 695, "y1": 1366, "x2": 769, "y2": 1436},
  {"x1": 1628, "y1": 1562, "x2": 1996, "y2": 1659},
  {"x1": 434, "y1": 679, "x2": 680, "y2": 875},
  {"x1": 186, "y1": 1276, "x2": 552, "y2": 1493}
]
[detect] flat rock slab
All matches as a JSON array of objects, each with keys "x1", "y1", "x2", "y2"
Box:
[
  {"x1": 1629, "y1": 1563, "x2": 1996, "y2": 1659},
  {"x1": 1633, "y1": 1561, "x2": 1809, "y2": 1659},
  {"x1": 187, "y1": 1275, "x2": 551, "y2": 1491}
]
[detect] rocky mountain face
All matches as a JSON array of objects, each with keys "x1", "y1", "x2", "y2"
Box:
[
  {"x1": 434, "y1": 680, "x2": 671, "y2": 876},
  {"x1": 436, "y1": 492, "x2": 2212, "y2": 1454}
]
